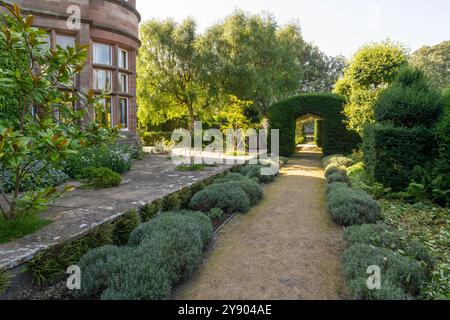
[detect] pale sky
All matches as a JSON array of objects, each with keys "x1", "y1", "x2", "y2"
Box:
[{"x1": 136, "y1": 0, "x2": 450, "y2": 58}]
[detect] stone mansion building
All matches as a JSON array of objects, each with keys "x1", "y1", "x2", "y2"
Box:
[{"x1": 0, "y1": 0, "x2": 141, "y2": 139}]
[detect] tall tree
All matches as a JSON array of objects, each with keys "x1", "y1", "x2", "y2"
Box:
[
  {"x1": 334, "y1": 41, "x2": 408, "y2": 135},
  {"x1": 411, "y1": 41, "x2": 450, "y2": 91},
  {"x1": 197, "y1": 11, "x2": 304, "y2": 118},
  {"x1": 137, "y1": 18, "x2": 208, "y2": 132}
]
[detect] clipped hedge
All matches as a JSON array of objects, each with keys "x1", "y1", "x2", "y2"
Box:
[
  {"x1": 214, "y1": 177, "x2": 263, "y2": 205},
  {"x1": 240, "y1": 165, "x2": 275, "y2": 184},
  {"x1": 363, "y1": 124, "x2": 437, "y2": 191},
  {"x1": 76, "y1": 211, "x2": 213, "y2": 300},
  {"x1": 190, "y1": 183, "x2": 250, "y2": 213},
  {"x1": 374, "y1": 68, "x2": 443, "y2": 128},
  {"x1": 268, "y1": 93, "x2": 360, "y2": 156},
  {"x1": 327, "y1": 185, "x2": 381, "y2": 226},
  {"x1": 343, "y1": 223, "x2": 433, "y2": 268},
  {"x1": 342, "y1": 244, "x2": 427, "y2": 297}
]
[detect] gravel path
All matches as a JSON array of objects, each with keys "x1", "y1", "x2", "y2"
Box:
[{"x1": 174, "y1": 146, "x2": 347, "y2": 300}]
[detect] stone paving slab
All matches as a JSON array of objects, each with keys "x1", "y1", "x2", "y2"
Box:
[{"x1": 0, "y1": 154, "x2": 238, "y2": 270}]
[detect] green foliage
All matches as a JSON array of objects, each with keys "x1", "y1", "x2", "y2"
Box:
[
  {"x1": 324, "y1": 164, "x2": 348, "y2": 179},
  {"x1": 347, "y1": 277, "x2": 409, "y2": 300},
  {"x1": 363, "y1": 124, "x2": 437, "y2": 191},
  {"x1": 83, "y1": 167, "x2": 122, "y2": 189},
  {"x1": 214, "y1": 173, "x2": 247, "y2": 184},
  {"x1": 0, "y1": 268, "x2": 11, "y2": 294},
  {"x1": 208, "y1": 208, "x2": 224, "y2": 220},
  {"x1": 326, "y1": 182, "x2": 349, "y2": 195},
  {"x1": 176, "y1": 164, "x2": 205, "y2": 172},
  {"x1": 160, "y1": 193, "x2": 182, "y2": 212},
  {"x1": 411, "y1": 41, "x2": 450, "y2": 91},
  {"x1": 381, "y1": 201, "x2": 450, "y2": 299},
  {"x1": 190, "y1": 183, "x2": 250, "y2": 213},
  {"x1": 240, "y1": 164, "x2": 275, "y2": 184},
  {"x1": 327, "y1": 172, "x2": 347, "y2": 184},
  {"x1": 268, "y1": 94, "x2": 360, "y2": 157},
  {"x1": 327, "y1": 185, "x2": 381, "y2": 226},
  {"x1": 140, "y1": 132, "x2": 173, "y2": 146},
  {"x1": 347, "y1": 162, "x2": 385, "y2": 199},
  {"x1": 140, "y1": 201, "x2": 161, "y2": 222},
  {"x1": 322, "y1": 155, "x2": 354, "y2": 168},
  {"x1": 77, "y1": 211, "x2": 212, "y2": 300},
  {"x1": 343, "y1": 223, "x2": 433, "y2": 268},
  {"x1": 28, "y1": 223, "x2": 114, "y2": 285},
  {"x1": 334, "y1": 41, "x2": 408, "y2": 134},
  {"x1": 215, "y1": 179, "x2": 263, "y2": 205},
  {"x1": 0, "y1": 212, "x2": 51, "y2": 244},
  {"x1": 112, "y1": 210, "x2": 140, "y2": 246},
  {"x1": 63, "y1": 144, "x2": 135, "y2": 178},
  {"x1": 374, "y1": 68, "x2": 443, "y2": 127},
  {"x1": 342, "y1": 244, "x2": 427, "y2": 296},
  {"x1": 314, "y1": 120, "x2": 324, "y2": 148}
]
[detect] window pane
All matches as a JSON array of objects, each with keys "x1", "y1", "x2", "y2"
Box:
[
  {"x1": 56, "y1": 35, "x2": 75, "y2": 49},
  {"x1": 119, "y1": 73, "x2": 128, "y2": 93},
  {"x1": 93, "y1": 43, "x2": 112, "y2": 65},
  {"x1": 119, "y1": 49, "x2": 128, "y2": 69},
  {"x1": 93, "y1": 69, "x2": 112, "y2": 91},
  {"x1": 119, "y1": 98, "x2": 128, "y2": 129}
]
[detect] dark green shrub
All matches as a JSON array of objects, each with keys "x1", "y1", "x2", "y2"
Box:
[
  {"x1": 63, "y1": 144, "x2": 135, "y2": 178},
  {"x1": 374, "y1": 68, "x2": 443, "y2": 128},
  {"x1": 268, "y1": 94, "x2": 360, "y2": 156},
  {"x1": 343, "y1": 223, "x2": 433, "y2": 268},
  {"x1": 215, "y1": 179, "x2": 263, "y2": 205},
  {"x1": 0, "y1": 268, "x2": 11, "y2": 294},
  {"x1": 326, "y1": 182, "x2": 348, "y2": 195},
  {"x1": 363, "y1": 124, "x2": 437, "y2": 191},
  {"x1": 324, "y1": 164, "x2": 347, "y2": 179},
  {"x1": 208, "y1": 208, "x2": 224, "y2": 220},
  {"x1": 140, "y1": 200, "x2": 161, "y2": 222},
  {"x1": 327, "y1": 186, "x2": 381, "y2": 226},
  {"x1": 190, "y1": 184, "x2": 250, "y2": 213},
  {"x1": 28, "y1": 223, "x2": 114, "y2": 285},
  {"x1": 342, "y1": 244, "x2": 427, "y2": 296},
  {"x1": 214, "y1": 173, "x2": 246, "y2": 184},
  {"x1": 240, "y1": 165, "x2": 275, "y2": 183},
  {"x1": 323, "y1": 155, "x2": 353, "y2": 168},
  {"x1": 83, "y1": 167, "x2": 122, "y2": 189},
  {"x1": 327, "y1": 172, "x2": 347, "y2": 184},
  {"x1": 160, "y1": 193, "x2": 181, "y2": 212},
  {"x1": 129, "y1": 211, "x2": 212, "y2": 248},
  {"x1": 141, "y1": 131, "x2": 173, "y2": 146},
  {"x1": 112, "y1": 210, "x2": 140, "y2": 246},
  {"x1": 347, "y1": 277, "x2": 409, "y2": 300},
  {"x1": 314, "y1": 120, "x2": 323, "y2": 148},
  {"x1": 346, "y1": 162, "x2": 385, "y2": 199}
]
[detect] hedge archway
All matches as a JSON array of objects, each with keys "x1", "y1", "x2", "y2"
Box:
[{"x1": 268, "y1": 93, "x2": 360, "y2": 156}]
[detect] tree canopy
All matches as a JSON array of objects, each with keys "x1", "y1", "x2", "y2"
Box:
[
  {"x1": 334, "y1": 41, "x2": 408, "y2": 135},
  {"x1": 411, "y1": 41, "x2": 450, "y2": 91}
]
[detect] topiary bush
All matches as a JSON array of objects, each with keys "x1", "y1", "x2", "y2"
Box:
[
  {"x1": 214, "y1": 173, "x2": 247, "y2": 184},
  {"x1": 326, "y1": 182, "x2": 348, "y2": 195},
  {"x1": 327, "y1": 172, "x2": 347, "y2": 184},
  {"x1": 83, "y1": 167, "x2": 122, "y2": 189},
  {"x1": 343, "y1": 223, "x2": 433, "y2": 268},
  {"x1": 342, "y1": 243, "x2": 427, "y2": 296},
  {"x1": 215, "y1": 179, "x2": 263, "y2": 205},
  {"x1": 240, "y1": 165, "x2": 275, "y2": 184},
  {"x1": 190, "y1": 184, "x2": 250, "y2": 213},
  {"x1": 268, "y1": 93, "x2": 360, "y2": 156},
  {"x1": 374, "y1": 68, "x2": 443, "y2": 128},
  {"x1": 363, "y1": 124, "x2": 437, "y2": 191},
  {"x1": 327, "y1": 185, "x2": 381, "y2": 226},
  {"x1": 77, "y1": 211, "x2": 213, "y2": 300},
  {"x1": 324, "y1": 164, "x2": 347, "y2": 179},
  {"x1": 323, "y1": 155, "x2": 354, "y2": 168}
]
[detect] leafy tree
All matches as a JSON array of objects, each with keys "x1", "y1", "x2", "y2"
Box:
[
  {"x1": 334, "y1": 41, "x2": 408, "y2": 134},
  {"x1": 411, "y1": 41, "x2": 450, "y2": 91},
  {"x1": 197, "y1": 11, "x2": 304, "y2": 117},
  {"x1": 137, "y1": 18, "x2": 208, "y2": 132},
  {"x1": 0, "y1": 5, "x2": 117, "y2": 219},
  {"x1": 298, "y1": 43, "x2": 347, "y2": 93}
]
